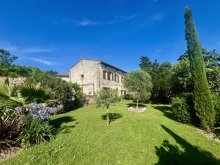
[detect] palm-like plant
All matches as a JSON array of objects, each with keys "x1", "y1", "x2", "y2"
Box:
[
  {"x1": 0, "y1": 84, "x2": 22, "y2": 103},
  {"x1": 19, "y1": 84, "x2": 51, "y2": 103}
]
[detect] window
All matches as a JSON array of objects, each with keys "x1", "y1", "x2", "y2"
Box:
[
  {"x1": 107, "y1": 72, "x2": 110, "y2": 80},
  {"x1": 115, "y1": 74, "x2": 119, "y2": 82},
  {"x1": 121, "y1": 77, "x2": 123, "y2": 83},
  {"x1": 103, "y1": 70, "x2": 106, "y2": 79},
  {"x1": 81, "y1": 75, "x2": 84, "y2": 78}
]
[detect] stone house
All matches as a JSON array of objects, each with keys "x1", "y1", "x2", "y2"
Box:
[
  {"x1": 69, "y1": 58, "x2": 127, "y2": 95},
  {"x1": 54, "y1": 73, "x2": 69, "y2": 82}
]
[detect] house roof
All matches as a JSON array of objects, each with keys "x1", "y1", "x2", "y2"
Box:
[
  {"x1": 54, "y1": 73, "x2": 69, "y2": 77},
  {"x1": 68, "y1": 58, "x2": 127, "y2": 73}
]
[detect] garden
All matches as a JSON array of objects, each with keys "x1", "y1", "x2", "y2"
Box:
[{"x1": 1, "y1": 6, "x2": 220, "y2": 164}]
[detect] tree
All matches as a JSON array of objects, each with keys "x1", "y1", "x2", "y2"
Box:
[
  {"x1": 184, "y1": 7, "x2": 215, "y2": 131},
  {"x1": 139, "y1": 56, "x2": 172, "y2": 103},
  {"x1": 178, "y1": 47, "x2": 220, "y2": 68},
  {"x1": 0, "y1": 49, "x2": 18, "y2": 68},
  {"x1": 139, "y1": 56, "x2": 153, "y2": 72},
  {"x1": 95, "y1": 88, "x2": 119, "y2": 126},
  {"x1": 160, "y1": 61, "x2": 172, "y2": 69},
  {"x1": 123, "y1": 69, "x2": 153, "y2": 107},
  {"x1": 171, "y1": 59, "x2": 193, "y2": 94},
  {"x1": 46, "y1": 70, "x2": 58, "y2": 75},
  {"x1": 171, "y1": 59, "x2": 220, "y2": 94}
]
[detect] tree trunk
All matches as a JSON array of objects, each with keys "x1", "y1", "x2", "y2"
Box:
[
  {"x1": 107, "y1": 108, "x2": 109, "y2": 126},
  {"x1": 137, "y1": 99, "x2": 138, "y2": 109}
]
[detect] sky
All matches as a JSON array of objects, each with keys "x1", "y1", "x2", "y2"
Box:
[{"x1": 0, "y1": 0, "x2": 220, "y2": 73}]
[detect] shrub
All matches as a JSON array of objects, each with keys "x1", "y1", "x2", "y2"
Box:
[
  {"x1": 120, "y1": 95, "x2": 125, "y2": 100},
  {"x1": 178, "y1": 93, "x2": 194, "y2": 108},
  {"x1": 18, "y1": 112, "x2": 54, "y2": 147},
  {"x1": 19, "y1": 84, "x2": 52, "y2": 104},
  {"x1": 70, "y1": 83, "x2": 83, "y2": 106},
  {"x1": 178, "y1": 93, "x2": 198, "y2": 123},
  {"x1": 212, "y1": 94, "x2": 220, "y2": 125},
  {"x1": 0, "y1": 99, "x2": 21, "y2": 120},
  {"x1": 171, "y1": 97, "x2": 191, "y2": 123},
  {"x1": 124, "y1": 94, "x2": 133, "y2": 100},
  {"x1": 0, "y1": 116, "x2": 20, "y2": 154},
  {"x1": 25, "y1": 73, "x2": 73, "y2": 111}
]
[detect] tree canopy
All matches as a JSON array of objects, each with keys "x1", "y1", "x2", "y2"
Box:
[
  {"x1": 123, "y1": 69, "x2": 152, "y2": 107},
  {"x1": 46, "y1": 70, "x2": 58, "y2": 75},
  {"x1": 178, "y1": 47, "x2": 220, "y2": 68},
  {"x1": 95, "y1": 88, "x2": 119, "y2": 126},
  {"x1": 0, "y1": 49, "x2": 18, "y2": 68},
  {"x1": 139, "y1": 56, "x2": 172, "y2": 103}
]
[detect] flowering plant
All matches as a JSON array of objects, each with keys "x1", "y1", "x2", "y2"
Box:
[{"x1": 15, "y1": 103, "x2": 64, "y2": 120}]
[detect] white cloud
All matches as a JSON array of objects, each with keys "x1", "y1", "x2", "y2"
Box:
[
  {"x1": 23, "y1": 48, "x2": 54, "y2": 53},
  {"x1": 156, "y1": 49, "x2": 162, "y2": 52},
  {"x1": 77, "y1": 20, "x2": 98, "y2": 26},
  {"x1": 108, "y1": 15, "x2": 136, "y2": 24},
  {"x1": 30, "y1": 58, "x2": 57, "y2": 65},
  {"x1": 151, "y1": 13, "x2": 163, "y2": 21},
  {"x1": 52, "y1": 15, "x2": 136, "y2": 27},
  {"x1": 153, "y1": 49, "x2": 162, "y2": 56}
]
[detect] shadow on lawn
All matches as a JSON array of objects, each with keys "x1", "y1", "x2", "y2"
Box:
[
  {"x1": 127, "y1": 103, "x2": 146, "y2": 108},
  {"x1": 50, "y1": 116, "x2": 78, "y2": 134},
  {"x1": 101, "y1": 113, "x2": 123, "y2": 123},
  {"x1": 152, "y1": 106, "x2": 177, "y2": 121},
  {"x1": 155, "y1": 125, "x2": 220, "y2": 165}
]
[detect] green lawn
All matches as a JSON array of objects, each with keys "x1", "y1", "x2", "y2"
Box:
[{"x1": 2, "y1": 100, "x2": 220, "y2": 165}]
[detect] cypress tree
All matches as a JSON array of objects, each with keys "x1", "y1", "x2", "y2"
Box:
[{"x1": 184, "y1": 6, "x2": 215, "y2": 131}]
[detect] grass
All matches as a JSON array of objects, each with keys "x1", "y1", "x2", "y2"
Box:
[{"x1": 2, "y1": 100, "x2": 220, "y2": 165}]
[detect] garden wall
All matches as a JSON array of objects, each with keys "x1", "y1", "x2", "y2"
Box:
[{"x1": 0, "y1": 77, "x2": 26, "y2": 85}]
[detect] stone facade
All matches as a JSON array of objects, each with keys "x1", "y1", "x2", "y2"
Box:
[
  {"x1": 0, "y1": 77, "x2": 26, "y2": 85},
  {"x1": 69, "y1": 58, "x2": 127, "y2": 95},
  {"x1": 54, "y1": 73, "x2": 69, "y2": 82}
]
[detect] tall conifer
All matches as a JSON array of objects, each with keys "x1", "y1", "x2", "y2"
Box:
[{"x1": 184, "y1": 6, "x2": 215, "y2": 131}]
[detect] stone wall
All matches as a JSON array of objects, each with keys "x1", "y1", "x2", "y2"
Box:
[
  {"x1": 100, "y1": 63, "x2": 126, "y2": 95},
  {"x1": 0, "y1": 77, "x2": 26, "y2": 85},
  {"x1": 69, "y1": 59, "x2": 100, "y2": 94}
]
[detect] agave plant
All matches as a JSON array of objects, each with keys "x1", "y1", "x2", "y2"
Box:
[{"x1": 0, "y1": 116, "x2": 20, "y2": 154}]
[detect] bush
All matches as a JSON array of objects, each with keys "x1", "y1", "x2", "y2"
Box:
[
  {"x1": 212, "y1": 94, "x2": 220, "y2": 126},
  {"x1": 178, "y1": 93, "x2": 194, "y2": 108},
  {"x1": 0, "y1": 116, "x2": 20, "y2": 154},
  {"x1": 171, "y1": 97, "x2": 191, "y2": 123},
  {"x1": 0, "y1": 100, "x2": 21, "y2": 120},
  {"x1": 25, "y1": 73, "x2": 73, "y2": 111},
  {"x1": 70, "y1": 83, "x2": 83, "y2": 106},
  {"x1": 124, "y1": 94, "x2": 133, "y2": 100},
  {"x1": 120, "y1": 95, "x2": 125, "y2": 100},
  {"x1": 18, "y1": 112, "x2": 54, "y2": 147}
]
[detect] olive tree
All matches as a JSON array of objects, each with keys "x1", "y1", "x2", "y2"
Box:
[
  {"x1": 123, "y1": 69, "x2": 153, "y2": 108},
  {"x1": 95, "y1": 88, "x2": 120, "y2": 126}
]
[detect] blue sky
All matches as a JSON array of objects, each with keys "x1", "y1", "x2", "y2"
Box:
[{"x1": 0, "y1": 0, "x2": 220, "y2": 73}]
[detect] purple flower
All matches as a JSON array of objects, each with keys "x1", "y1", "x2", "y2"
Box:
[{"x1": 15, "y1": 107, "x2": 22, "y2": 112}]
